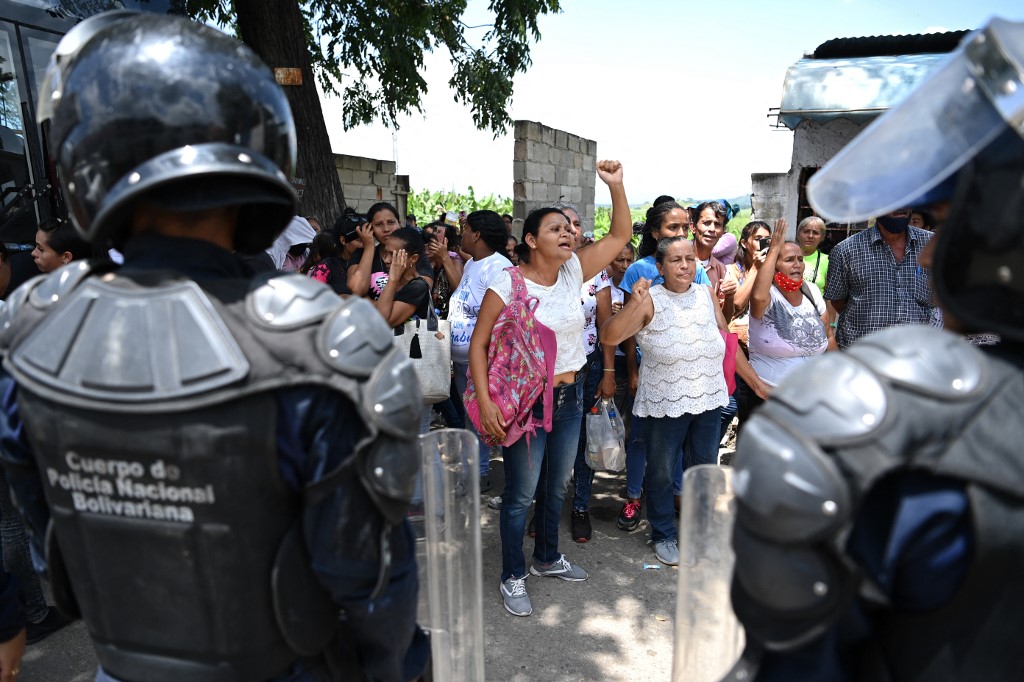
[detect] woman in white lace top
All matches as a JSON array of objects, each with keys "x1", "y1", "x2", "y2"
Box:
[{"x1": 601, "y1": 236, "x2": 767, "y2": 566}]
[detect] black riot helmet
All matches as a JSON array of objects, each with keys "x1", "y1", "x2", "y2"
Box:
[
  {"x1": 38, "y1": 12, "x2": 297, "y2": 253},
  {"x1": 808, "y1": 18, "x2": 1024, "y2": 342}
]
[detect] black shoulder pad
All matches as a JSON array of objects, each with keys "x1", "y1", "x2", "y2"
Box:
[
  {"x1": 247, "y1": 274, "x2": 342, "y2": 330},
  {"x1": 9, "y1": 276, "x2": 249, "y2": 407},
  {"x1": 318, "y1": 297, "x2": 394, "y2": 378}
]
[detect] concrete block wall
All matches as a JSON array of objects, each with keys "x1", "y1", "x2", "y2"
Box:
[
  {"x1": 334, "y1": 154, "x2": 410, "y2": 220},
  {"x1": 750, "y1": 173, "x2": 788, "y2": 223},
  {"x1": 512, "y1": 120, "x2": 596, "y2": 237}
]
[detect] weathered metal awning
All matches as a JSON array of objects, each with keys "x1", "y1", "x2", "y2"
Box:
[{"x1": 776, "y1": 52, "x2": 949, "y2": 130}]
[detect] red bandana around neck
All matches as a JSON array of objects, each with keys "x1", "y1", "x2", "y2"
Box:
[{"x1": 773, "y1": 272, "x2": 804, "y2": 292}]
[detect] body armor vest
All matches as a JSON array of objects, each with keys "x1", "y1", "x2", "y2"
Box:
[
  {"x1": 730, "y1": 326, "x2": 1024, "y2": 681},
  {"x1": 0, "y1": 263, "x2": 421, "y2": 682}
]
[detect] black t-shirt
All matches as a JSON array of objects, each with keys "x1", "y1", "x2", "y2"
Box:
[
  {"x1": 348, "y1": 246, "x2": 433, "y2": 301},
  {"x1": 307, "y1": 257, "x2": 351, "y2": 295},
  {"x1": 394, "y1": 277, "x2": 432, "y2": 323}
]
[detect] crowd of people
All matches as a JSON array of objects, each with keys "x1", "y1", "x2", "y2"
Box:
[{"x1": 241, "y1": 160, "x2": 954, "y2": 620}]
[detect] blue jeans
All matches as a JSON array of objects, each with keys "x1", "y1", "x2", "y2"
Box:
[
  {"x1": 453, "y1": 361, "x2": 490, "y2": 478},
  {"x1": 433, "y1": 373, "x2": 466, "y2": 430},
  {"x1": 499, "y1": 378, "x2": 584, "y2": 581},
  {"x1": 571, "y1": 350, "x2": 603, "y2": 512},
  {"x1": 643, "y1": 407, "x2": 722, "y2": 543},
  {"x1": 720, "y1": 394, "x2": 737, "y2": 442}
]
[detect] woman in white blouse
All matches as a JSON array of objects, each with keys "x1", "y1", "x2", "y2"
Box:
[
  {"x1": 601, "y1": 236, "x2": 767, "y2": 566},
  {"x1": 470, "y1": 161, "x2": 632, "y2": 618},
  {"x1": 742, "y1": 218, "x2": 829, "y2": 425}
]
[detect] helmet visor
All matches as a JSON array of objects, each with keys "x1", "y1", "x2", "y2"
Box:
[{"x1": 807, "y1": 22, "x2": 1021, "y2": 223}]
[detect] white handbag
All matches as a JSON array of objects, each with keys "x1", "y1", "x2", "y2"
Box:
[{"x1": 393, "y1": 307, "x2": 452, "y2": 404}]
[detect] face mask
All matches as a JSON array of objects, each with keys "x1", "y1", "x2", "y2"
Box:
[
  {"x1": 773, "y1": 271, "x2": 803, "y2": 293},
  {"x1": 876, "y1": 215, "x2": 910, "y2": 234}
]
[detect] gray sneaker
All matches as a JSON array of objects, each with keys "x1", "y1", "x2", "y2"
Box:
[
  {"x1": 653, "y1": 538, "x2": 679, "y2": 566},
  {"x1": 529, "y1": 554, "x2": 588, "y2": 581},
  {"x1": 487, "y1": 495, "x2": 502, "y2": 510},
  {"x1": 500, "y1": 576, "x2": 532, "y2": 616}
]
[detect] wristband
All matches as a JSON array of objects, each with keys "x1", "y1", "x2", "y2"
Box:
[{"x1": 603, "y1": 369, "x2": 615, "y2": 372}]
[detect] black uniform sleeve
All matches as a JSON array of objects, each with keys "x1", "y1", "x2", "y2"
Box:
[{"x1": 276, "y1": 387, "x2": 427, "y2": 681}]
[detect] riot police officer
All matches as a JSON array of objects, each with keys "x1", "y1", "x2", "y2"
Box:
[
  {"x1": 0, "y1": 12, "x2": 426, "y2": 682},
  {"x1": 726, "y1": 17, "x2": 1024, "y2": 681}
]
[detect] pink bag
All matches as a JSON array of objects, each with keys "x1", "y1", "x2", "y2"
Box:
[
  {"x1": 721, "y1": 329, "x2": 738, "y2": 396},
  {"x1": 464, "y1": 267, "x2": 556, "y2": 447}
]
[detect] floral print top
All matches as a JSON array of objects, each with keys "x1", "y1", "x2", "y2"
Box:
[{"x1": 581, "y1": 269, "x2": 610, "y2": 356}]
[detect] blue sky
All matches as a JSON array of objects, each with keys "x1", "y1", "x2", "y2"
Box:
[{"x1": 320, "y1": 0, "x2": 1023, "y2": 206}]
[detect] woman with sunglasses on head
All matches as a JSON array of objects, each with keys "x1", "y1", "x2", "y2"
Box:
[{"x1": 470, "y1": 161, "x2": 632, "y2": 617}]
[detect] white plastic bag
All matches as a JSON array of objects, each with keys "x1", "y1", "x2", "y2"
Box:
[
  {"x1": 586, "y1": 399, "x2": 626, "y2": 472},
  {"x1": 585, "y1": 405, "x2": 609, "y2": 470}
]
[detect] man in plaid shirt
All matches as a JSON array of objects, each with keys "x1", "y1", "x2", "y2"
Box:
[{"x1": 824, "y1": 209, "x2": 935, "y2": 349}]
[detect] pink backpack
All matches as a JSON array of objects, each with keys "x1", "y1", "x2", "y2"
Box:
[{"x1": 464, "y1": 267, "x2": 556, "y2": 447}]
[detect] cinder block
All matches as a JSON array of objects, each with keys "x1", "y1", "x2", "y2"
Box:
[
  {"x1": 528, "y1": 141, "x2": 546, "y2": 161},
  {"x1": 582, "y1": 184, "x2": 596, "y2": 205},
  {"x1": 559, "y1": 185, "x2": 574, "y2": 202},
  {"x1": 567, "y1": 135, "x2": 580, "y2": 153},
  {"x1": 513, "y1": 160, "x2": 527, "y2": 182},
  {"x1": 567, "y1": 169, "x2": 579, "y2": 187},
  {"x1": 583, "y1": 154, "x2": 596, "y2": 171},
  {"x1": 360, "y1": 157, "x2": 380, "y2": 171},
  {"x1": 555, "y1": 130, "x2": 567, "y2": 149},
  {"x1": 514, "y1": 120, "x2": 530, "y2": 139},
  {"x1": 541, "y1": 165, "x2": 555, "y2": 185},
  {"x1": 382, "y1": 161, "x2": 397, "y2": 174},
  {"x1": 570, "y1": 186, "x2": 583, "y2": 203},
  {"x1": 514, "y1": 138, "x2": 528, "y2": 161},
  {"x1": 572, "y1": 154, "x2": 583, "y2": 171},
  {"x1": 352, "y1": 170, "x2": 372, "y2": 185},
  {"x1": 527, "y1": 121, "x2": 544, "y2": 142},
  {"x1": 526, "y1": 161, "x2": 545, "y2": 181},
  {"x1": 586, "y1": 140, "x2": 598, "y2": 156},
  {"x1": 555, "y1": 167, "x2": 569, "y2": 185},
  {"x1": 513, "y1": 181, "x2": 527, "y2": 201},
  {"x1": 548, "y1": 148, "x2": 561, "y2": 165},
  {"x1": 541, "y1": 126, "x2": 555, "y2": 146},
  {"x1": 337, "y1": 169, "x2": 354, "y2": 184}
]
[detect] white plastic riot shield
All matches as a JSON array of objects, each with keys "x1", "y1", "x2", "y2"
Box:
[
  {"x1": 413, "y1": 428, "x2": 485, "y2": 682},
  {"x1": 672, "y1": 464, "x2": 744, "y2": 682}
]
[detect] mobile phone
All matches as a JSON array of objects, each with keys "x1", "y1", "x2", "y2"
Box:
[{"x1": 757, "y1": 237, "x2": 771, "y2": 251}]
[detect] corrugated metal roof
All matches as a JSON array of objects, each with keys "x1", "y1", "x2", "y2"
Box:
[
  {"x1": 775, "y1": 30, "x2": 971, "y2": 130},
  {"x1": 813, "y1": 31, "x2": 970, "y2": 59}
]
